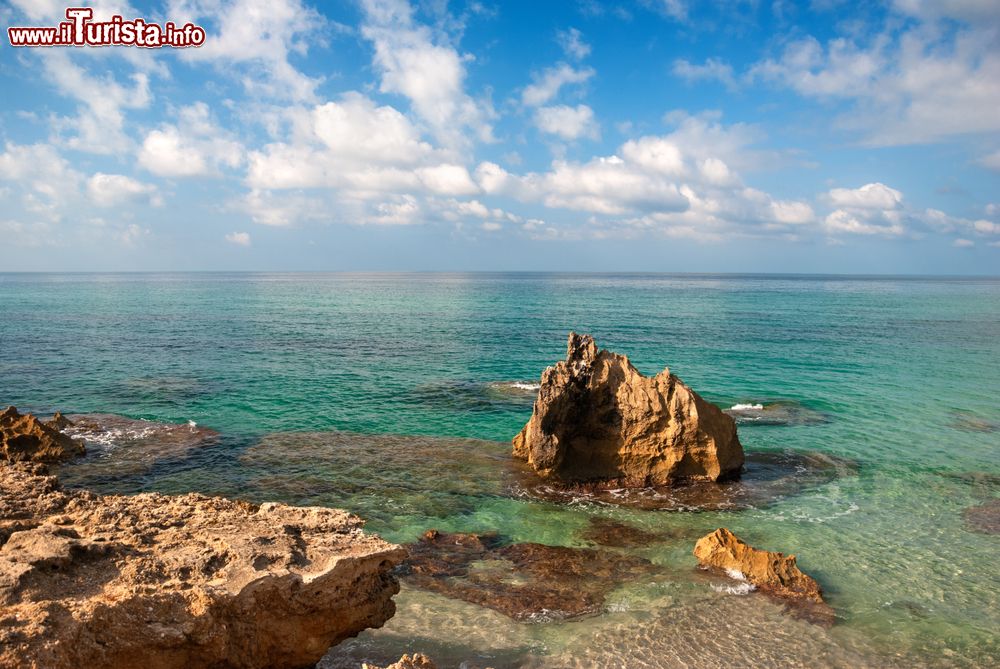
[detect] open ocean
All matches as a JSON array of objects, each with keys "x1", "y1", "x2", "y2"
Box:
[{"x1": 1, "y1": 272, "x2": 998, "y2": 668}]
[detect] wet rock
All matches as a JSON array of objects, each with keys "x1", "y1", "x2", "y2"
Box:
[
  {"x1": 963, "y1": 499, "x2": 1000, "y2": 534},
  {"x1": 578, "y1": 517, "x2": 663, "y2": 548},
  {"x1": 401, "y1": 530, "x2": 655, "y2": 622},
  {"x1": 0, "y1": 406, "x2": 84, "y2": 463},
  {"x1": 513, "y1": 449, "x2": 857, "y2": 511},
  {"x1": 363, "y1": 654, "x2": 439, "y2": 669},
  {"x1": 694, "y1": 528, "x2": 833, "y2": 625},
  {"x1": 513, "y1": 333, "x2": 744, "y2": 487},
  {"x1": 0, "y1": 461, "x2": 406, "y2": 669},
  {"x1": 724, "y1": 401, "x2": 830, "y2": 426}
]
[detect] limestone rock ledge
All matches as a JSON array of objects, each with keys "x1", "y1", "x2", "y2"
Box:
[
  {"x1": 0, "y1": 462, "x2": 406, "y2": 669},
  {"x1": 1, "y1": 407, "x2": 84, "y2": 463},
  {"x1": 513, "y1": 333, "x2": 744, "y2": 486}
]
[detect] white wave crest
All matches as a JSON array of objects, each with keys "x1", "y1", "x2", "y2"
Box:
[{"x1": 730, "y1": 403, "x2": 764, "y2": 411}]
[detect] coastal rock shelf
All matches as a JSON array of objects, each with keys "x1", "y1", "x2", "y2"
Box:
[
  {"x1": 0, "y1": 461, "x2": 406, "y2": 669},
  {"x1": 513, "y1": 333, "x2": 744, "y2": 487}
]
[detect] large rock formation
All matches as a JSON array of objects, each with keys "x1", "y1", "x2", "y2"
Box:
[
  {"x1": 693, "y1": 528, "x2": 823, "y2": 603},
  {"x1": 0, "y1": 406, "x2": 84, "y2": 463},
  {"x1": 0, "y1": 461, "x2": 406, "y2": 669},
  {"x1": 513, "y1": 333, "x2": 744, "y2": 486}
]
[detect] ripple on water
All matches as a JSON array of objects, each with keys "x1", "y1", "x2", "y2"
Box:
[
  {"x1": 54, "y1": 413, "x2": 219, "y2": 484},
  {"x1": 724, "y1": 400, "x2": 831, "y2": 426}
]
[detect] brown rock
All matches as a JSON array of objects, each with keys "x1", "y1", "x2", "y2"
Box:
[
  {"x1": 579, "y1": 517, "x2": 664, "y2": 548},
  {"x1": 0, "y1": 406, "x2": 84, "y2": 463},
  {"x1": 363, "y1": 654, "x2": 438, "y2": 669},
  {"x1": 401, "y1": 529, "x2": 654, "y2": 621},
  {"x1": 0, "y1": 461, "x2": 406, "y2": 669},
  {"x1": 513, "y1": 333, "x2": 744, "y2": 487},
  {"x1": 693, "y1": 528, "x2": 824, "y2": 603}
]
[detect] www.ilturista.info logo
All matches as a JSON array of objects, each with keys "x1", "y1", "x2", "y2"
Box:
[{"x1": 7, "y1": 7, "x2": 206, "y2": 48}]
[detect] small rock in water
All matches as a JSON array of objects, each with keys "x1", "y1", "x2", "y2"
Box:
[
  {"x1": 401, "y1": 529, "x2": 656, "y2": 621},
  {"x1": 949, "y1": 410, "x2": 997, "y2": 433},
  {"x1": 724, "y1": 400, "x2": 830, "y2": 426},
  {"x1": 363, "y1": 654, "x2": 439, "y2": 669},
  {"x1": 693, "y1": 528, "x2": 834, "y2": 625},
  {"x1": 513, "y1": 333, "x2": 744, "y2": 487}
]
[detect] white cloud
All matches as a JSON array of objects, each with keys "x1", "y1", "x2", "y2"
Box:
[
  {"x1": 672, "y1": 58, "x2": 737, "y2": 89},
  {"x1": 534, "y1": 105, "x2": 600, "y2": 140},
  {"x1": 953, "y1": 237, "x2": 974, "y2": 247},
  {"x1": 750, "y1": 23, "x2": 1000, "y2": 145},
  {"x1": 978, "y1": 149, "x2": 1000, "y2": 171},
  {"x1": 225, "y1": 231, "x2": 251, "y2": 246},
  {"x1": 359, "y1": 0, "x2": 493, "y2": 148},
  {"x1": 40, "y1": 51, "x2": 151, "y2": 154},
  {"x1": 87, "y1": 173, "x2": 160, "y2": 207},
  {"x1": 521, "y1": 63, "x2": 595, "y2": 107},
  {"x1": 138, "y1": 103, "x2": 243, "y2": 177},
  {"x1": 0, "y1": 143, "x2": 82, "y2": 220},
  {"x1": 556, "y1": 28, "x2": 591, "y2": 60},
  {"x1": 823, "y1": 183, "x2": 906, "y2": 236},
  {"x1": 892, "y1": 0, "x2": 1000, "y2": 23},
  {"x1": 168, "y1": 0, "x2": 325, "y2": 101},
  {"x1": 481, "y1": 221, "x2": 502, "y2": 231}
]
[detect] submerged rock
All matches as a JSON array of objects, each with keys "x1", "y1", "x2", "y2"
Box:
[
  {"x1": 513, "y1": 333, "x2": 744, "y2": 487},
  {"x1": 724, "y1": 401, "x2": 830, "y2": 426},
  {"x1": 401, "y1": 530, "x2": 654, "y2": 622},
  {"x1": 694, "y1": 528, "x2": 832, "y2": 624},
  {"x1": 963, "y1": 499, "x2": 1000, "y2": 534},
  {"x1": 578, "y1": 517, "x2": 665, "y2": 548},
  {"x1": 0, "y1": 461, "x2": 406, "y2": 669},
  {"x1": 0, "y1": 406, "x2": 84, "y2": 463}
]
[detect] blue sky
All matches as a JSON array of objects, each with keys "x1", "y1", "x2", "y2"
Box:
[{"x1": 1, "y1": 0, "x2": 998, "y2": 273}]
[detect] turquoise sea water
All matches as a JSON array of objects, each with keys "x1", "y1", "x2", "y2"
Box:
[{"x1": 1, "y1": 272, "x2": 998, "y2": 667}]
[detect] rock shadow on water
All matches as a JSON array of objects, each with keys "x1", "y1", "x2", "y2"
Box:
[
  {"x1": 239, "y1": 432, "x2": 513, "y2": 520},
  {"x1": 511, "y1": 450, "x2": 859, "y2": 511},
  {"x1": 53, "y1": 414, "x2": 219, "y2": 485},
  {"x1": 724, "y1": 400, "x2": 831, "y2": 427},
  {"x1": 399, "y1": 530, "x2": 657, "y2": 622}
]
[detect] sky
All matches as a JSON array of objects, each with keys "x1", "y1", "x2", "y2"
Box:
[{"x1": 0, "y1": 0, "x2": 998, "y2": 273}]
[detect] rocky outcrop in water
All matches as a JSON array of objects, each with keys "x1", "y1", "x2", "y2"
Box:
[
  {"x1": 0, "y1": 461, "x2": 406, "y2": 669},
  {"x1": 0, "y1": 407, "x2": 84, "y2": 463},
  {"x1": 513, "y1": 333, "x2": 744, "y2": 486},
  {"x1": 363, "y1": 654, "x2": 439, "y2": 669},
  {"x1": 401, "y1": 529, "x2": 654, "y2": 622},
  {"x1": 694, "y1": 528, "x2": 832, "y2": 624}
]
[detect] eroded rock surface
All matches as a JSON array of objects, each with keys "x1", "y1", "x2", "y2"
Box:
[
  {"x1": 0, "y1": 406, "x2": 84, "y2": 463},
  {"x1": 694, "y1": 528, "x2": 833, "y2": 625},
  {"x1": 363, "y1": 654, "x2": 439, "y2": 669},
  {"x1": 401, "y1": 530, "x2": 654, "y2": 622},
  {"x1": 513, "y1": 333, "x2": 744, "y2": 487},
  {"x1": 0, "y1": 461, "x2": 406, "y2": 669}
]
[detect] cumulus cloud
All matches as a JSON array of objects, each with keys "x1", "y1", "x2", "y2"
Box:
[
  {"x1": 749, "y1": 19, "x2": 1000, "y2": 145},
  {"x1": 534, "y1": 104, "x2": 600, "y2": 140},
  {"x1": 0, "y1": 142, "x2": 83, "y2": 221},
  {"x1": 521, "y1": 63, "x2": 595, "y2": 107},
  {"x1": 138, "y1": 103, "x2": 243, "y2": 177},
  {"x1": 823, "y1": 183, "x2": 907, "y2": 236},
  {"x1": 359, "y1": 0, "x2": 493, "y2": 148},
  {"x1": 87, "y1": 173, "x2": 160, "y2": 207},
  {"x1": 168, "y1": 0, "x2": 325, "y2": 101}
]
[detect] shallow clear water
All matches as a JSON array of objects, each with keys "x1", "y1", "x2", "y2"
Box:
[{"x1": 1, "y1": 272, "x2": 998, "y2": 667}]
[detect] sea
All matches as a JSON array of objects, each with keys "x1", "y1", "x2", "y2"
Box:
[{"x1": 1, "y1": 272, "x2": 997, "y2": 668}]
